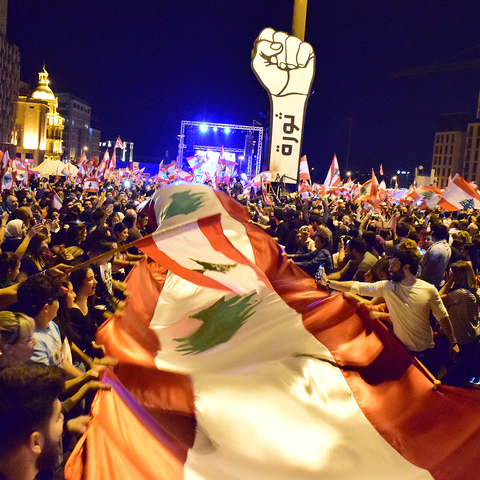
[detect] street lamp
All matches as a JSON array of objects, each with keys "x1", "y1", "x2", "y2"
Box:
[{"x1": 391, "y1": 175, "x2": 397, "y2": 188}]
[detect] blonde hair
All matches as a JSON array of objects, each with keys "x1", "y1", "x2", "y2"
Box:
[{"x1": 0, "y1": 312, "x2": 35, "y2": 347}]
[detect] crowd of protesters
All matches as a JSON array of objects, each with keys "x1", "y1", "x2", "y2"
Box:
[
  {"x1": 1, "y1": 173, "x2": 480, "y2": 480},
  {"x1": 245, "y1": 185, "x2": 480, "y2": 390}
]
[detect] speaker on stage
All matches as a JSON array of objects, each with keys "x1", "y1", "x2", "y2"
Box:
[
  {"x1": 185, "y1": 125, "x2": 195, "y2": 154},
  {"x1": 244, "y1": 131, "x2": 254, "y2": 155}
]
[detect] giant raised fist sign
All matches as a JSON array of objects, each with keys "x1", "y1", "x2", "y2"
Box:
[
  {"x1": 251, "y1": 28, "x2": 315, "y2": 98},
  {"x1": 251, "y1": 28, "x2": 315, "y2": 183}
]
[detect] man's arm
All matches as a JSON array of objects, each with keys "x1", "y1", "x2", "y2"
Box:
[{"x1": 318, "y1": 269, "x2": 356, "y2": 292}]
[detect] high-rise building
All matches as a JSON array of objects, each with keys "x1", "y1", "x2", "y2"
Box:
[
  {"x1": 57, "y1": 93, "x2": 100, "y2": 161},
  {"x1": 0, "y1": 0, "x2": 20, "y2": 153},
  {"x1": 15, "y1": 67, "x2": 64, "y2": 165},
  {"x1": 431, "y1": 113, "x2": 473, "y2": 188}
]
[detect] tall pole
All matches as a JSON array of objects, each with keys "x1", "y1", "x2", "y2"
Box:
[
  {"x1": 346, "y1": 116, "x2": 353, "y2": 177},
  {"x1": 292, "y1": 0, "x2": 308, "y2": 40}
]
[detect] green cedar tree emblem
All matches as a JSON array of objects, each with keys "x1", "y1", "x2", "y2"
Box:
[
  {"x1": 160, "y1": 190, "x2": 207, "y2": 221},
  {"x1": 191, "y1": 259, "x2": 238, "y2": 274},
  {"x1": 459, "y1": 198, "x2": 475, "y2": 210},
  {"x1": 422, "y1": 191, "x2": 433, "y2": 200},
  {"x1": 361, "y1": 187, "x2": 367, "y2": 196},
  {"x1": 174, "y1": 293, "x2": 260, "y2": 354}
]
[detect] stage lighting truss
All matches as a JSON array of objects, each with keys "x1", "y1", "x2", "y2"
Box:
[{"x1": 178, "y1": 120, "x2": 264, "y2": 177}]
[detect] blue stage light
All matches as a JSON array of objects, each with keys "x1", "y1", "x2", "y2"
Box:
[
  {"x1": 213, "y1": 127, "x2": 218, "y2": 132},
  {"x1": 224, "y1": 127, "x2": 231, "y2": 134},
  {"x1": 199, "y1": 124, "x2": 208, "y2": 133}
]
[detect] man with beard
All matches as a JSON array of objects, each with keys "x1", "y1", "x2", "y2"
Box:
[
  {"x1": 318, "y1": 249, "x2": 458, "y2": 375},
  {"x1": 0, "y1": 364, "x2": 65, "y2": 480}
]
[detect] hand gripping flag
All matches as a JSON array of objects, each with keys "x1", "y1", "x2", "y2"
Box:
[{"x1": 67, "y1": 184, "x2": 480, "y2": 480}]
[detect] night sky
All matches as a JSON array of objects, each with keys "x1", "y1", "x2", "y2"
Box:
[{"x1": 6, "y1": 1, "x2": 480, "y2": 182}]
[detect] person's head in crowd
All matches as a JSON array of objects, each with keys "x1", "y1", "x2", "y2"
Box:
[
  {"x1": 5, "y1": 219, "x2": 26, "y2": 240},
  {"x1": 467, "y1": 222, "x2": 479, "y2": 238},
  {"x1": 430, "y1": 222, "x2": 449, "y2": 242},
  {"x1": 345, "y1": 236, "x2": 366, "y2": 262},
  {"x1": 421, "y1": 232, "x2": 433, "y2": 250},
  {"x1": 83, "y1": 199, "x2": 93, "y2": 211},
  {"x1": 364, "y1": 256, "x2": 391, "y2": 283},
  {"x1": 91, "y1": 208, "x2": 106, "y2": 226},
  {"x1": 137, "y1": 212, "x2": 149, "y2": 229},
  {"x1": 300, "y1": 225, "x2": 311, "y2": 242},
  {"x1": 461, "y1": 243, "x2": 478, "y2": 262},
  {"x1": 0, "y1": 252, "x2": 20, "y2": 285},
  {"x1": 399, "y1": 239, "x2": 421, "y2": 260},
  {"x1": 457, "y1": 230, "x2": 471, "y2": 245},
  {"x1": 24, "y1": 231, "x2": 50, "y2": 264},
  {"x1": 390, "y1": 249, "x2": 419, "y2": 282},
  {"x1": 0, "y1": 312, "x2": 36, "y2": 366},
  {"x1": 5, "y1": 194, "x2": 19, "y2": 213},
  {"x1": 273, "y1": 208, "x2": 284, "y2": 224},
  {"x1": 16, "y1": 206, "x2": 34, "y2": 229},
  {"x1": 458, "y1": 218, "x2": 469, "y2": 231},
  {"x1": 123, "y1": 214, "x2": 135, "y2": 229},
  {"x1": 88, "y1": 240, "x2": 115, "y2": 266},
  {"x1": 125, "y1": 208, "x2": 137, "y2": 220},
  {"x1": 63, "y1": 222, "x2": 87, "y2": 247},
  {"x1": 70, "y1": 267, "x2": 97, "y2": 299},
  {"x1": 17, "y1": 274, "x2": 61, "y2": 326},
  {"x1": 314, "y1": 228, "x2": 331, "y2": 252},
  {"x1": 361, "y1": 231, "x2": 377, "y2": 254},
  {"x1": 0, "y1": 363, "x2": 65, "y2": 480},
  {"x1": 106, "y1": 212, "x2": 120, "y2": 229},
  {"x1": 62, "y1": 196, "x2": 74, "y2": 212},
  {"x1": 309, "y1": 214, "x2": 322, "y2": 232},
  {"x1": 407, "y1": 229, "x2": 420, "y2": 243},
  {"x1": 379, "y1": 228, "x2": 392, "y2": 241},
  {"x1": 450, "y1": 260, "x2": 478, "y2": 294},
  {"x1": 395, "y1": 222, "x2": 411, "y2": 240},
  {"x1": 113, "y1": 222, "x2": 129, "y2": 244}
]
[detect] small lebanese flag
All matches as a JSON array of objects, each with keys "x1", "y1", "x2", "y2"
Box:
[
  {"x1": 51, "y1": 192, "x2": 62, "y2": 210},
  {"x1": 299, "y1": 155, "x2": 311, "y2": 182},
  {"x1": 379, "y1": 164, "x2": 384, "y2": 176},
  {"x1": 115, "y1": 136, "x2": 124, "y2": 149},
  {"x1": 83, "y1": 177, "x2": 99, "y2": 193}
]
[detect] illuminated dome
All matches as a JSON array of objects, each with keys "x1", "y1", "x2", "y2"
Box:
[{"x1": 31, "y1": 67, "x2": 56, "y2": 101}]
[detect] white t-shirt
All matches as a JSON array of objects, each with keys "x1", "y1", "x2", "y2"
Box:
[{"x1": 351, "y1": 279, "x2": 448, "y2": 351}]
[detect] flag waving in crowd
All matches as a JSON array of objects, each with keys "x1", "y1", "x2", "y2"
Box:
[{"x1": 65, "y1": 183, "x2": 480, "y2": 480}]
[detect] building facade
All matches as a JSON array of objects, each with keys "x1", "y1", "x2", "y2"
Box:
[
  {"x1": 15, "y1": 67, "x2": 64, "y2": 165},
  {"x1": 57, "y1": 93, "x2": 100, "y2": 161},
  {"x1": 431, "y1": 113, "x2": 474, "y2": 188},
  {"x1": 0, "y1": 0, "x2": 20, "y2": 153}
]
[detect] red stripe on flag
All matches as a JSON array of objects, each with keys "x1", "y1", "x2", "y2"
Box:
[
  {"x1": 197, "y1": 215, "x2": 274, "y2": 291},
  {"x1": 135, "y1": 225, "x2": 238, "y2": 293}
]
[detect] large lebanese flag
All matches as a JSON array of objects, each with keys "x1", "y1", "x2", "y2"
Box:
[
  {"x1": 66, "y1": 184, "x2": 480, "y2": 480},
  {"x1": 437, "y1": 173, "x2": 480, "y2": 211}
]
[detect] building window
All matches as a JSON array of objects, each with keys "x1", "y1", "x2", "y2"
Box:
[
  {"x1": 469, "y1": 126, "x2": 473, "y2": 136},
  {"x1": 446, "y1": 134, "x2": 450, "y2": 142},
  {"x1": 435, "y1": 146, "x2": 438, "y2": 154},
  {"x1": 441, "y1": 134, "x2": 444, "y2": 142},
  {"x1": 452, "y1": 134, "x2": 455, "y2": 142},
  {"x1": 465, "y1": 163, "x2": 470, "y2": 175},
  {"x1": 450, "y1": 145, "x2": 453, "y2": 154},
  {"x1": 449, "y1": 157, "x2": 452, "y2": 165},
  {"x1": 474, "y1": 163, "x2": 478, "y2": 174},
  {"x1": 442, "y1": 168, "x2": 446, "y2": 176},
  {"x1": 475, "y1": 151, "x2": 479, "y2": 161},
  {"x1": 436, "y1": 134, "x2": 440, "y2": 143}
]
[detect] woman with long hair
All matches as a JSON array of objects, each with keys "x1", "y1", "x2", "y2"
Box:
[{"x1": 439, "y1": 260, "x2": 479, "y2": 385}]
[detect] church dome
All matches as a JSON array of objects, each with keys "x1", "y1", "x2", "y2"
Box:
[
  {"x1": 32, "y1": 85, "x2": 55, "y2": 101},
  {"x1": 31, "y1": 67, "x2": 56, "y2": 101}
]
